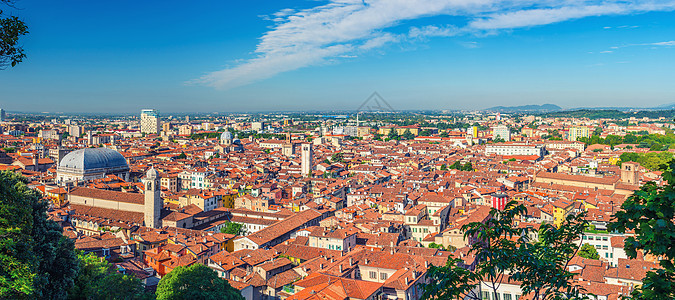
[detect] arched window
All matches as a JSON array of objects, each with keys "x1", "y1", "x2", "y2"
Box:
[{"x1": 146, "y1": 183, "x2": 152, "y2": 190}]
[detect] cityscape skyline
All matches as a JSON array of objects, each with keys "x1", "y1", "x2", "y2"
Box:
[
  {"x1": 1, "y1": 0, "x2": 674, "y2": 113},
  {"x1": 2, "y1": 1, "x2": 675, "y2": 298}
]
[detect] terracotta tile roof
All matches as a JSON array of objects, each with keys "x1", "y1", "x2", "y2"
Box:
[
  {"x1": 69, "y1": 203, "x2": 144, "y2": 224},
  {"x1": 69, "y1": 187, "x2": 145, "y2": 205},
  {"x1": 290, "y1": 273, "x2": 381, "y2": 300}
]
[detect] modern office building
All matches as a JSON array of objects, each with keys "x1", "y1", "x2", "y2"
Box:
[{"x1": 140, "y1": 109, "x2": 161, "y2": 134}]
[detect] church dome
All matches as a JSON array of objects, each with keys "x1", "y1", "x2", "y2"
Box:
[
  {"x1": 58, "y1": 148, "x2": 128, "y2": 171},
  {"x1": 220, "y1": 131, "x2": 233, "y2": 142}
]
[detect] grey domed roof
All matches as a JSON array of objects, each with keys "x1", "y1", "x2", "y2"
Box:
[
  {"x1": 220, "y1": 131, "x2": 233, "y2": 141},
  {"x1": 58, "y1": 148, "x2": 128, "y2": 171},
  {"x1": 146, "y1": 167, "x2": 158, "y2": 179}
]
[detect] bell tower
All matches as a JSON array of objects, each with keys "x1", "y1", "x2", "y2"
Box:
[
  {"x1": 142, "y1": 167, "x2": 162, "y2": 228},
  {"x1": 621, "y1": 162, "x2": 639, "y2": 185}
]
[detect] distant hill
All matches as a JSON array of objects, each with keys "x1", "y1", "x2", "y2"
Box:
[
  {"x1": 484, "y1": 104, "x2": 562, "y2": 113},
  {"x1": 655, "y1": 102, "x2": 675, "y2": 110},
  {"x1": 540, "y1": 109, "x2": 675, "y2": 119}
]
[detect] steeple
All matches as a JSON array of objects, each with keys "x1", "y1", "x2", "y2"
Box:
[{"x1": 142, "y1": 167, "x2": 162, "y2": 228}]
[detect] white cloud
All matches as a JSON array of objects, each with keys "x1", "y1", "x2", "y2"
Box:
[
  {"x1": 600, "y1": 40, "x2": 675, "y2": 53},
  {"x1": 468, "y1": 5, "x2": 628, "y2": 30},
  {"x1": 459, "y1": 41, "x2": 480, "y2": 48},
  {"x1": 194, "y1": 0, "x2": 675, "y2": 89},
  {"x1": 651, "y1": 41, "x2": 675, "y2": 46},
  {"x1": 360, "y1": 32, "x2": 402, "y2": 50},
  {"x1": 408, "y1": 25, "x2": 460, "y2": 39}
]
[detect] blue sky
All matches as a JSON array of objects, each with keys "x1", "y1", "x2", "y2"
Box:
[{"x1": 1, "y1": 0, "x2": 674, "y2": 113}]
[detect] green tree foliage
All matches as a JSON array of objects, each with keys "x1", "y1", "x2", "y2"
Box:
[
  {"x1": 543, "y1": 129, "x2": 563, "y2": 140},
  {"x1": 579, "y1": 132, "x2": 675, "y2": 149},
  {"x1": 609, "y1": 160, "x2": 675, "y2": 299},
  {"x1": 493, "y1": 136, "x2": 505, "y2": 143},
  {"x1": 189, "y1": 132, "x2": 221, "y2": 140},
  {"x1": 0, "y1": 170, "x2": 78, "y2": 299},
  {"x1": 156, "y1": 264, "x2": 243, "y2": 300},
  {"x1": 619, "y1": 152, "x2": 673, "y2": 171},
  {"x1": 0, "y1": 0, "x2": 28, "y2": 69},
  {"x1": 439, "y1": 131, "x2": 449, "y2": 138},
  {"x1": 578, "y1": 244, "x2": 599, "y2": 260},
  {"x1": 330, "y1": 152, "x2": 344, "y2": 162},
  {"x1": 387, "y1": 128, "x2": 399, "y2": 140},
  {"x1": 401, "y1": 129, "x2": 415, "y2": 140},
  {"x1": 514, "y1": 213, "x2": 589, "y2": 299},
  {"x1": 446, "y1": 161, "x2": 473, "y2": 172},
  {"x1": 176, "y1": 152, "x2": 187, "y2": 159},
  {"x1": 220, "y1": 222, "x2": 245, "y2": 236},
  {"x1": 423, "y1": 258, "x2": 479, "y2": 299},
  {"x1": 424, "y1": 202, "x2": 588, "y2": 300},
  {"x1": 68, "y1": 252, "x2": 148, "y2": 300}
]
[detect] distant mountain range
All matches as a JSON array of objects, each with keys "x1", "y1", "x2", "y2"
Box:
[
  {"x1": 655, "y1": 102, "x2": 675, "y2": 110},
  {"x1": 483, "y1": 102, "x2": 675, "y2": 113},
  {"x1": 484, "y1": 104, "x2": 562, "y2": 113}
]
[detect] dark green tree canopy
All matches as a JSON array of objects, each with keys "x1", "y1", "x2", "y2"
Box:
[
  {"x1": 610, "y1": 160, "x2": 675, "y2": 299},
  {"x1": 68, "y1": 251, "x2": 149, "y2": 300},
  {"x1": 156, "y1": 264, "x2": 243, "y2": 300},
  {"x1": 0, "y1": 0, "x2": 28, "y2": 68},
  {"x1": 0, "y1": 170, "x2": 78, "y2": 299}
]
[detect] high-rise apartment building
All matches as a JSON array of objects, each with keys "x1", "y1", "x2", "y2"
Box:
[
  {"x1": 140, "y1": 109, "x2": 161, "y2": 134},
  {"x1": 0, "y1": 108, "x2": 5, "y2": 122},
  {"x1": 68, "y1": 125, "x2": 83, "y2": 138},
  {"x1": 567, "y1": 126, "x2": 590, "y2": 141},
  {"x1": 301, "y1": 143, "x2": 313, "y2": 177},
  {"x1": 251, "y1": 121, "x2": 264, "y2": 132},
  {"x1": 492, "y1": 125, "x2": 511, "y2": 141},
  {"x1": 468, "y1": 126, "x2": 478, "y2": 138}
]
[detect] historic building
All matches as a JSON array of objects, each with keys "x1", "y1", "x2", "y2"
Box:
[{"x1": 56, "y1": 148, "x2": 130, "y2": 184}]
